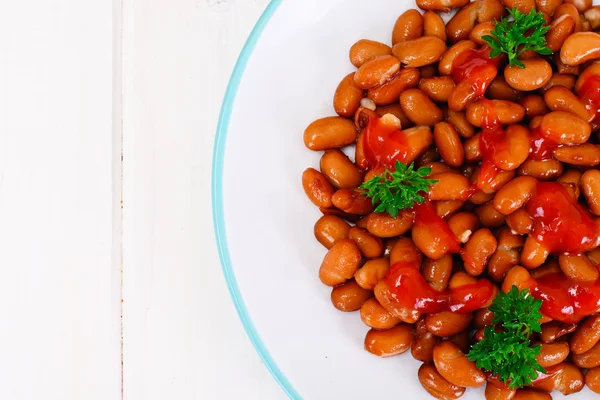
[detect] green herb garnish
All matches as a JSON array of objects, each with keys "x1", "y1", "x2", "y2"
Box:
[
  {"x1": 359, "y1": 161, "x2": 437, "y2": 218},
  {"x1": 467, "y1": 286, "x2": 546, "y2": 389},
  {"x1": 482, "y1": 7, "x2": 552, "y2": 68}
]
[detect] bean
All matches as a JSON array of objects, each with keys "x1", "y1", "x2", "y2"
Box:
[
  {"x1": 445, "y1": 112, "x2": 473, "y2": 142},
  {"x1": 504, "y1": 58, "x2": 553, "y2": 91},
  {"x1": 545, "y1": 85, "x2": 594, "y2": 122},
  {"x1": 554, "y1": 144, "x2": 600, "y2": 166},
  {"x1": 418, "y1": 363, "x2": 466, "y2": 400},
  {"x1": 354, "y1": 55, "x2": 401, "y2": 89},
  {"x1": 433, "y1": 341, "x2": 486, "y2": 387},
  {"x1": 492, "y1": 176, "x2": 537, "y2": 215},
  {"x1": 304, "y1": 117, "x2": 357, "y2": 151},
  {"x1": 469, "y1": 21, "x2": 495, "y2": 46},
  {"x1": 426, "y1": 312, "x2": 472, "y2": 337},
  {"x1": 447, "y1": 330, "x2": 470, "y2": 354},
  {"x1": 392, "y1": 9, "x2": 424, "y2": 44},
  {"x1": 432, "y1": 122, "x2": 464, "y2": 168},
  {"x1": 543, "y1": 111, "x2": 592, "y2": 144},
  {"x1": 420, "y1": 64, "x2": 439, "y2": 79},
  {"x1": 393, "y1": 36, "x2": 446, "y2": 68},
  {"x1": 475, "y1": 202, "x2": 506, "y2": 228},
  {"x1": 586, "y1": 366, "x2": 600, "y2": 393},
  {"x1": 501, "y1": 266, "x2": 532, "y2": 294},
  {"x1": 466, "y1": 100, "x2": 525, "y2": 127},
  {"x1": 485, "y1": 382, "x2": 516, "y2": 400},
  {"x1": 423, "y1": 11, "x2": 447, "y2": 41},
  {"x1": 390, "y1": 237, "x2": 423, "y2": 266},
  {"x1": 541, "y1": 321, "x2": 578, "y2": 343},
  {"x1": 500, "y1": 0, "x2": 536, "y2": 13},
  {"x1": 491, "y1": 124, "x2": 531, "y2": 171},
  {"x1": 333, "y1": 73, "x2": 364, "y2": 118},
  {"x1": 505, "y1": 208, "x2": 533, "y2": 235},
  {"x1": 364, "y1": 210, "x2": 414, "y2": 238},
  {"x1": 364, "y1": 324, "x2": 414, "y2": 357},
  {"x1": 487, "y1": 75, "x2": 522, "y2": 102},
  {"x1": 412, "y1": 221, "x2": 456, "y2": 260},
  {"x1": 400, "y1": 88, "x2": 444, "y2": 126},
  {"x1": 518, "y1": 158, "x2": 564, "y2": 181},
  {"x1": 547, "y1": 14, "x2": 576, "y2": 53},
  {"x1": 474, "y1": 167, "x2": 516, "y2": 195},
  {"x1": 398, "y1": 127, "x2": 435, "y2": 168},
  {"x1": 474, "y1": 308, "x2": 495, "y2": 329},
  {"x1": 376, "y1": 103, "x2": 413, "y2": 128},
  {"x1": 582, "y1": 169, "x2": 600, "y2": 215},
  {"x1": 519, "y1": 95, "x2": 549, "y2": 119},
  {"x1": 566, "y1": 0, "x2": 592, "y2": 12},
  {"x1": 375, "y1": 280, "x2": 421, "y2": 323},
  {"x1": 575, "y1": 63, "x2": 600, "y2": 93},
  {"x1": 555, "y1": 3, "x2": 582, "y2": 31},
  {"x1": 412, "y1": 319, "x2": 440, "y2": 362},
  {"x1": 446, "y1": 2, "x2": 478, "y2": 44},
  {"x1": 349, "y1": 226, "x2": 383, "y2": 259},
  {"x1": 514, "y1": 389, "x2": 551, "y2": 400},
  {"x1": 532, "y1": 363, "x2": 584, "y2": 395},
  {"x1": 573, "y1": 341, "x2": 600, "y2": 368},
  {"x1": 319, "y1": 207, "x2": 360, "y2": 223},
  {"x1": 428, "y1": 172, "x2": 473, "y2": 201},
  {"x1": 537, "y1": 341, "x2": 571, "y2": 368},
  {"x1": 332, "y1": 189, "x2": 375, "y2": 215},
  {"x1": 449, "y1": 62, "x2": 498, "y2": 111},
  {"x1": 554, "y1": 53, "x2": 580, "y2": 75},
  {"x1": 536, "y1": 0, "x2": 563, "y2": 15},
  {"x1": 462, "y1": 228, "x2": 497, "y2": 276},
  {"x1": 488, "y1": 228, "x2": 524, "y2": 281},
  {"x1": 571, "y1": 314, "x2": 600, "y2": 354},
  {"x1": 422, "y1": 254, "x2": 453, "y2": 292},
  {"x1": 439, "y1": 41, "x2": 477, "y2": 76},
  {"x1": 530, "y1": 259, "x2": 561, "y2": 279},
  {"x1": 360, "y1": 297, "x2": 401, "y2": 329},
  {"x1": 561, "y1": 32, "x2": 600, "y2": 66},
  {"x1": 355, "y1": 258, "x2": 389, "y2": 290},
  {"x1": 320, "y1": 150, "x2": 363, "y2": 189},
  {"x1": 314, "y1": 215, "x2": 351, "y2": 249},
  {"x1": 302, "y1": 168, "x2": 335, "y2": 208},
  {"x1": 585, "y1": 6, "x2": 600, "y2": 29},
  {"x1": 521, "y1": 236, "x2": 550, "y2": 270},
  {"x1": 437, "y1": 200, "x2": 464, "y2": 219},
  {"x1": 420, "y1": 76, "x2": 456, "y2": 103},
  {"x1": 331, "y1": 279, "x2": 373, "y2": 312},
  {"x1": 349, "y1": 39, "x2": 392, "y2": 68},
  {"x1": 448, "y1": 212, "x2": 480, "y2": 243},
  {"x1": 367, "y1": 67, "x2": 420, "y2": 106},
  {"x1": 319, "y1": 239, "x2": 362, "y2": 286},
  {"x1": 476, "y1": 0, "x2": 506, "y2": 22}
]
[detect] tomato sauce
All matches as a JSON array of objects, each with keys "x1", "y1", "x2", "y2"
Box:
[
  {"x1": 524, "y1": 181, "x2": 598, "y2": 254},
  {"x1": 383, "y1": 261, "x2": 494, "y2": 314},
  {"x1": 452, "y1": 46, "x2": 500, "y2": 98},
  {"x1": 362, "y1": 114, "x2": 412, "y2": 170},
  {"x1": 413, "y1": 201, "x2": 461, "y2": 254},
  {"x1": 478, "y1": 99, "x2": 505, "y2": 189},
  {"x1": 578, "y1": 74, "x2": 600, "y2": 124}
]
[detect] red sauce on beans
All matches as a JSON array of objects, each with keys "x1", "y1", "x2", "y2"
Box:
[
  {"x1": 578, "y1": 74, "x2": 600, "y2": 123},
  {"x1": 526, "y1": 273, "x2": 600, "y2": 324},
  {"x1": 451, "y1": 47, "x2": 500, "y2": 97},
  {"x1": 413, "y1": 201, "x2": 461, "y2": 254},
  {"x1": 478, "y1": 100, "x2": 505, "y2": 188},
  {"x1": 524, "y1": 182, "x2": 598, "y2": 254},
  {"x1": 362, "y1": 114, "x2": 409, "y2": 170},
  {"x1": 529, "y1": 127, "x2": 559, "y2": 160},
  {"x1": 384, "y1": 262, "x2": 494, "y2": 314}
]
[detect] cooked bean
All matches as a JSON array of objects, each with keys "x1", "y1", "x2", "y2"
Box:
[
  {"x1": 423, "y1": 11, "x2": 447, "y2": 41},
  {"x1": 519, "y1": 94, "x2": 550, "y2": 119},
  {"x1": 462, "y1": 228, "x2": 497, "y2": 276},
  {"x1": 420, "y1": 76, "x2": 456, "y2": 103},
  {"x1": 536, "y1": 0, "x2": 563, "y2": 15},
  {"x1": 392, "y1": 9, "x2": 424, "y2": 44},
  {"x1": 449, "y1": 63, "x2": 498, "y2": 111},
  {"x1": 488, "y1": 228, "x2": 524, "y2": 281},
  {"x1": 537, "y1": 341, "x2": 571, "y2": 368},
  {"x1": 582, "y1": 169, "x2": 600, "y2": 215},
  {"x1": 320, "y1": 150, "x2": 363, "y2": 189},
  {"x1": 428, "y1": 172, "x2": 473, "y2": 201},
  {"x1": 439, "y1": 41, "x2": 477, "y2": 77},
  {"x1": 302, "y1": 168, "x2": 335, "y2": 207},
  {"x1": 418, "y1": 363, "x2": 466, "y2": 400},
  {"x1": 432, "y1": 122, "x2": 464, "y2": 168},
  {"x1": 446, "y1": 2, "x2": 479, "y2": 44},
  {"x1": 400, "y1": 88, "x2": 444, "y2": 126},
  {"x1": 586, "y1": 366, "x2": 600, "y2": 393},
  {"x1": 505, "y1": 58, "x2": 553, "y2": 91},
  {"x1": 368, "y1": 67, "x2": 420, "y2": 106},
  {"x1": 500, "y1": 0, "x2": 536, "y2": 13},
  {"x1": 571, "y1": 314, "x2": 600, "y2": 354},
  {"x1": 364, "y1": 210, "x2": 414, "y2": 238},
  {"x1": 304, "y1": 117, "x2": 357, "y2": 151},
  {"x1": 513, "y1": 389, "x2": 551, "y2": 400},
  {"x1": 485, "y1": 382, "x2": 517, "y2": 400},
  {"x1": 422, "y1": 254, "x2": 453, "y2": 292},
  {"x1": 314, "y1": 215, "x2": 351, "y2": 249},
  {"x1": 364, "y1": 324, "x2": 414, "y2": 357},
  {"x1": 561, "y1": 32, "x2": 600, "y2": 65},
  {"x1": 349, "y1": 39, "x2": 392, "y2": 68},
  {"x1": 433, "y1": 341, "x2": 486, "y2": 387},
  {"x1": 355, "y1": 258, "x2": 389, "y2": 290},
  {"x1": 393, "y1": 36, "x2": 446, "y2": 68},
  {"x1": 354, "y1": 55, "x2": 401, "y2": 89},
  {"x1": 390, "y1": 237, "x2": 423, "y2": 266},
  {"x1": 474, "y1": 168, "x2": 516, "y2": 195},
  {"x1": 518, "y1": 158, "x2": 564, "y2": 181},
  {"x1": 474, "y1": 308, "x2": 495, "y2": 329},
  {"x1": 555, "y1": 3, "x2": 582, "y2": 31},
  {"x1": 319, "y1": 239, "x2": 362, "y2": 286},
  {"x1": 541, "y1": 321, "x2": 578, "y2": 343},
  {"x1": 544, "y1": 85, "x2": 594, "y2": 121},
  {"x1": 557, "y1": 169, "x2": 582, "y2": 198},
  {"x1": 331, "y1": 279, "x2": 373, "y2": 312},
  {"x1": 547, "y1": 14, "x2": 576, "y2": 53},
  {"x1": 447, "y1": 110, "x2": 475, "y2": 139},
  {"x1": 421, "y1": 64, "x2": 439, "y2": 79},
  {"x1": 573, "y1": 341, "x2": 600, "y2": 368},
  {"x1": 532, "y1": 362, "x2": 584, "y2": 395},
  {"x1": 448, "y1": 212, "x2": 480, "y2": 243},
  {"x1": 566, "y1": 0, "x2": 592, "y2": 12},
  {"x1": 333, "y1": 73, "x2": 364, "y2": 118},
  {"x1": 349, "y1": 226, "x2": 383, "y2": 259},
  {"x1": 466, "y1": 100, "x2": 525, "y2": 127},
  {"x1": 488, "y1": 124, "x2": 530, "y2": 171},
  {"x1": 436, "y1": 200, "x2": 464, "y2": 219},
  {"x1": 332, "y1": 189, "x2": 375, "y2": 215},
  {"x1": 554, "y1": 144, "x2": 600, "y2": 165},
  {"x1": 475, "y1": 202, "x2": 506, "y2": 228},
  {"x1": 487, "y1": 75, "x2": 522, "y2": 102},
  {"x1": 469, "y1": 21, "x2": 495, "y2": 46},
  {"x1": 412, "y1": 319, "x2": 440, "y2": 362},
  {"x1": 585, "y1": 6, "x2": 600, "y2": 29},
  {"x1": 492, "y1": 176, "x2": 537, "y2": 215},
  {"x1": 520, "y1": 236, "x2": 551, "y2": 270},
  {"x1": 505, "y1": 208, "x2": 533, "y2": 235},
  {"x1": 360, "y1": 297, "x2": 401, "y2": 329},
  {"x1": 426, "y1": 312, "x2": 472, "y2": 337},
  {"x1": 375, "y1": 103, "x2": 413, "y2": 128}
]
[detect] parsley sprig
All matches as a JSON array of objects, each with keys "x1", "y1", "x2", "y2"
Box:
[
  {"x1": 467, "y1": 286, "x2": 546, "y2": 389},
  {"x1": 359, "y1": 161, "x2": 437, "y2": 218},
  {"x1": 482, "y1": 7, "x2": 552, "y2": 68}
]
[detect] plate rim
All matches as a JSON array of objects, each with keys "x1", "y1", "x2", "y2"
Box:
[{"x1": 211, "y1": 1, "x2": 301, "y2": 399}]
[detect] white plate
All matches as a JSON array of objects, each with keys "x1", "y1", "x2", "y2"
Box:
[{"x1": 212, "y1": 1, "x2": 592, "y2": 398}]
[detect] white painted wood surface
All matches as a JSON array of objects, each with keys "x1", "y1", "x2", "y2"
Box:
[
  {"x1": 1, "y1": 1, "x2": 286, "y2": 399},
  {"x1": 122, "y1": 0, "x2": 285, "y2": 399}
]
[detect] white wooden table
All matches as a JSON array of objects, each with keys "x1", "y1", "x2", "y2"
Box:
[{"x1": 0, "y1": 1, "x2": 286, "y2": 399}]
